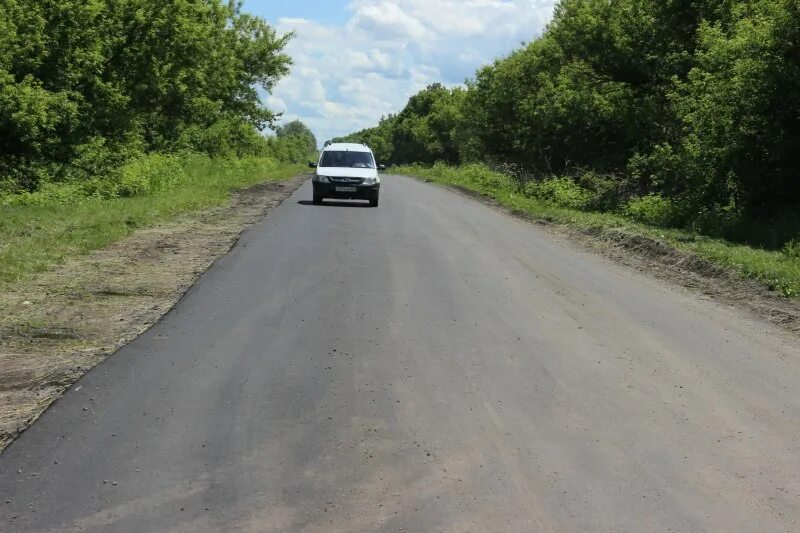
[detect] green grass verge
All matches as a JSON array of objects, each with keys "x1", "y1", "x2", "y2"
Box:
[
  {"x1": 396, "y1": 163, "x2": 800, "y2": 298},
  {"x1": 0, "y1": 155, "x2": 304, "y2": 285}
]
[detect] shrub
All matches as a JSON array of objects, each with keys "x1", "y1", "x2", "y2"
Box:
[
  {"x1": 523, "y1": 177, "x2": 592, "y2": 210},
  {"x1": 577, "y1": 171, "x2": 629, "y2": 211},
  {"x1": 114, "y1": 154, "x2": 188, "y2": 197},
  {"x1": 458, "y1": 163, "x2": 512, "y2": 191},
  {"x1": 623, "y1": 194, "x2": 678, "y2": 227}
]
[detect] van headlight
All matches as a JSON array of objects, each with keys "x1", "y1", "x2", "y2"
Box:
[
  {"x1": 313, "y1": 175, "x2": 330, "y2": 183},
  {"x1": 363, "y1": 176, "x2": 379, "y2": 185}
]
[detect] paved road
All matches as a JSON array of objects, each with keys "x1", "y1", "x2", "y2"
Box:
[{"x1": 1, "y1": 175, "x2": 799, "y2": 532}]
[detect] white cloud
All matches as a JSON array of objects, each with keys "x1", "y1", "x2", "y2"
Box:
[
  {"x1": 265, "y1": 95, "x2": 288, "y2": 115},
  {"x1": 268, "y1": 1, "x2": 555, "y2": 145},
  {"x1": 349, "y1": 2, "x2": 433, "y2": 42}
]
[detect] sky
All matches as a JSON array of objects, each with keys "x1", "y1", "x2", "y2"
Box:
[{"x1": 248, "y1": 1, "x2": 556, "y2": 145}]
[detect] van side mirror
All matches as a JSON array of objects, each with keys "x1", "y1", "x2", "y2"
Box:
[
  {"x1": 308, "y1": 162, "x2": 317, "y2": 168},
  {"x1": 378, "y1": 164, "x2": 386, "y2": 171}
]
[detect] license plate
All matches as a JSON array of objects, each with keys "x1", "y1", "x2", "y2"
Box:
[{"x1": 335, "y1": 186, "x2": 357, "y2": 192}]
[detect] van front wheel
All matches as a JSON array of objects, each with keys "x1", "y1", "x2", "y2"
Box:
[{"x1": 369, "y1": 194, "x2": 379, "y2": 208}]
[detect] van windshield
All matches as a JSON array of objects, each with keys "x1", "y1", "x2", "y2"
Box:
[{"x1": 319, "y1": 150, "x2": 375, "y2": 169}]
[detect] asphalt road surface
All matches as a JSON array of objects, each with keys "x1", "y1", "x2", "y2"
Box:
[{"x1": 1, "y1": 175, "x2": 799, "y2": 532}]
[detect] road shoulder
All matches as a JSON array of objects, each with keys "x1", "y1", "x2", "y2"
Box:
[
  {"x1": 412, "y1": 176, "x2": 800, "y2": 338},
  {"x1": 0, "y1": 173, "x2": 308, "y2": 452}
]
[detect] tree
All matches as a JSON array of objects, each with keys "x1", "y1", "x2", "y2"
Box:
[
  {"x1": 341, "y1": 0, "x2": 800, "y2": 245},
  {"x1": 276, "y1": 120, "x2": 317, "y2": 153},
  {"x1": 0, "y1": 0, "x2": 293, "y2": 190},
  {"x1": 269, "y1": 119, "x2": 317, "y2": 162}
]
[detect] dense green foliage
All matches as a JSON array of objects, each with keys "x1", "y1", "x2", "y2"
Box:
[
  {"x1": 342, "y1": 0, "x2": 800, "y2": 249},
  {"x1": 335, "y1": 83, "x2": 465, "y2": 166},
  {"x1": 276, "y1": 120, "x2": 317, "y2": 152},
  {"x1": 270, "y1": 119, "x2": 318, "y2": 163},
  {"x1": 0, "y1": 0, "x2": 313, "y2": 195}
]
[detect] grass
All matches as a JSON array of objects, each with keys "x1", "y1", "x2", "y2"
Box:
[
  {"x1": 0, "y1": 155, "x2": 304, "y2": 284},
  {"x1": 396, "y1": 163, "x2": 800, "y2": 298}
]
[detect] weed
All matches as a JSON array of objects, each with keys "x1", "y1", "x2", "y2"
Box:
[{"x1": 783, "y1": 240, "x2": 800, "y2": 260}]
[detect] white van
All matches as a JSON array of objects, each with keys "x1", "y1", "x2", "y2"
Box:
[{"x1": 309, "y1": 143, "x2": 384, "y2": 207}]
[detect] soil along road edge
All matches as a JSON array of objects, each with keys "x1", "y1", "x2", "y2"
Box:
[{"x1": 0, "y1": 173, "x2": 309, "y2": 453}]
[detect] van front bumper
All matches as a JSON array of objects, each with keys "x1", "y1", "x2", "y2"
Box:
[{"x1": 313, "y1": 182, "x2": 380, "y2": 200}]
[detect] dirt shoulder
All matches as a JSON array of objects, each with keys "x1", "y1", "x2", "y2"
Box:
[
  {"x1": 443, "y1": 182, "x2": 800, "y2": 337},
  {"x1": 0, "y1": 173, "x2": 308, "y2": 452}
]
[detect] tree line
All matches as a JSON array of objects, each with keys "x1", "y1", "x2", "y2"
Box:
[
  {"x1": 0, "y1": 0, "x2": 315, "y2": 194},
  {"x1": 337, "y1": 0, "x2": 800, "y2": 247}
]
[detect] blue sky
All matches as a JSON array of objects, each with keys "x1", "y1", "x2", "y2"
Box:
[
  {"x1": 246, "y1": 1, "x2": 556, "y2": 145},
  {"x1": 251, "y1": 1, "x2": 350, "y2": 25}
]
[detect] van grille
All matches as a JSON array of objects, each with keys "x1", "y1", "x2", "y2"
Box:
[{"x1": 329, "y1": 176, "x2": 365, "y2": 184}]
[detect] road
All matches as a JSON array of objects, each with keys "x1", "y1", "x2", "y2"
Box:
[{"x1": 1, "y1": 175, "x2": 799, "y2": 532}]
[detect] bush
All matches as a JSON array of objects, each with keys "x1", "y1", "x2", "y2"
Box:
[
  {"x1": 115, "y1": 154, "x2": 188, "y2": 197},
  {"x1": 458, "y1": 163, "x2": 512, "y2": 191},
  {"x1": 623, "y1": 194, "x2": 678, "y2": 227},
  {"x1": 523, "y1": 177, "x2": 592, "y2": 210},
  {"x1": 577, "y1": 171, "x2": 630, "y2": 211}
]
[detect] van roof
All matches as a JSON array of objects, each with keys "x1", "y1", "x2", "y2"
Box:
[{"x1": 323, "y1": 143, "x2": 372, "y2": 153}]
